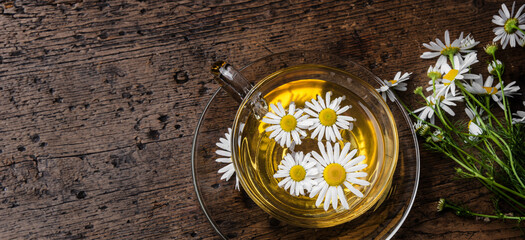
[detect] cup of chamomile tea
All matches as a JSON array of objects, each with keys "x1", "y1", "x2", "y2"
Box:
[{"x1": 210, "y1": 51, "x2": 398, "y2": 228}]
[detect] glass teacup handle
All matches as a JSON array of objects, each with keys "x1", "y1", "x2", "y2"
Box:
[{"x1": 211, "y1": 61, "x2": 268, "y2": 120}]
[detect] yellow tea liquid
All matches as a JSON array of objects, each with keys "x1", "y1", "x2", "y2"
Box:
[{"x1": 238, "y1": 79, "x2": 385, "y2": 219}]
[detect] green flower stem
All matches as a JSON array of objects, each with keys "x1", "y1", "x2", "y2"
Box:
[
  {"x1": 480, "y1": 178, "x2": 525, "y2": 213},
  {"x1": 440, "y1": 198, "x2": 525, "y2": 221},
  {"x1": 491, "y1": 131, "x2": 525, "y2": 190},
  {"x1": 434, "y1": 104, "x2": 454, "y2": 132},
  {"x1": 448, "y1": 54, "x2": 455, "y2": 68},
  {"x1": 428, "y1": 140, "x2": 525, "y2": 200},
  {"x1": 457, "y1": 82, "x2": 504, "y2": 130},
  {"x1": 428, "y1": 141, "x2": 477, "y2": 175},
  {"x1": 484, "y1": 133, "x2": 509, "y2": 170},
  {"x1": 485, "y1": 96, "x2": 493, "y2": 126},
  {"x1": 461, "y1": 87, "x2": 501, "y2": 129},
  {"x1": 485, "y1": 177, "x2": 525, "y2": 199},
  {"x1": 431, "y1": 76, "x2": 437, "y2": 93},
  {"x1": 495, "y1": 70, "x2": 513, "y2": 131},
  {"x1": 513, "y1": 25, "x2": 525, "y2": 37},
  {"x1": 462, "y1": 90, "x2": 489, "y2": 131},
  {"x1": 398, "y1": 90, "x2": 442, "y2": 130},
  {"x1": 469, "y1": 140, "x2": 498, "y2": 162},
  {"x1": 443, "y1": 138, "x2": 490, "y2": 170}
]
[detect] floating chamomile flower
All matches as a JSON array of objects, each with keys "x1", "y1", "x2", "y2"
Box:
[
  {"x1": 376, "y1": 72, "x2": 412, "y2": 102},
  {"x1": 215, "y1": 128, "x2": 239, "y2": 190},
  {"x1": 431, "y1": 53, "x2": 479, "y2": 97},
  {"x1": 263, "y1": 102, "x2": 311, "y2": 148},
  {"x1": 413, "y1": 94, "x2": 464, "y2": 124},
  {"x1": 304, "y1": 92, "x2": 355, "y2": 142},
  {"x1": 492, "y1": 2, "x2": 525, "y2": 48},
  {"x1": 309, "y1": 142, "x2": 369, "y2": 211},
  {"x1": 273, "y1": 152, "x2": 318, "y2": 197},
  {"x1": 512, "y1": 102, "x2": 525, "y2": 124},
  {"x1": 465, "y1": 108, "x2": 483, "y2": 141},
  {"x1": 420, "y1": 30, "x2": 479, "y2": 70}
]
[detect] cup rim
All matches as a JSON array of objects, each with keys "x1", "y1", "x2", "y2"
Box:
[{"x1": 231, "y1": 51, "x2": 400, "y2": 227}]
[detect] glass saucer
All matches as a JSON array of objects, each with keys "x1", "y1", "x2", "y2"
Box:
[{"x1": 192, "y1": 51, "x2": 420, "y2": 239}]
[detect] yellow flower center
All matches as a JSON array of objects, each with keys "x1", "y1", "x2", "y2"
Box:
[
  {"x1": 468, "y1": 120, "x2": 473, "y2": 128},
  {"x1": 483, "y1": 86, "x2": 498, "y2": 95},
  {"x1": 319, "y1": 108, "x2": 337, "y2": 126},
  {"x1": 323, "y1": 163, "x2": 346, "y2": 186},
  {"x1": 388, "y1": 80, "x2": 398, "y2": 85},
  {"x1": 440, "y1": 46, "x2": 460, "y2": 56},
  {"x1": 289, "y1": 165, "x2": 306, "y2": 181},
  {"x1": 280, "y1": 115, "x2": 297, "y2": 132},
  {"x1": 504, "y1": 18, "x2": 518, "y2": 34},
  {"x1": 443, "y1": 69, "x2": 459, "y2": 83}
]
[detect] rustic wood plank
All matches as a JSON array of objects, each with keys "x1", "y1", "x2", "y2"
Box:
[{"x1": 0, "y1": 0, "x2": 524, "y2": 239}]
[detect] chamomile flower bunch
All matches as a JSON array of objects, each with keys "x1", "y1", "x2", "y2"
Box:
[{"x1": 381, "y1": 2, "x2": 525, "y2": 222}]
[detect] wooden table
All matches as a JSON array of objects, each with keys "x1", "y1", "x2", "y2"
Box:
[{"x1": 1, "y1": 0, "x2": 524, "y2": 239}]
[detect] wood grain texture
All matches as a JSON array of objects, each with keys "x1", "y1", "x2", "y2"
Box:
[{"x1": 0, "y1": 0, "x2": 524, "y2": 239}]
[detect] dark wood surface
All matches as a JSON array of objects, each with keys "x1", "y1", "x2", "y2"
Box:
[{"x1": 1, "y1": 0, "x2": 524, "y2": 239}]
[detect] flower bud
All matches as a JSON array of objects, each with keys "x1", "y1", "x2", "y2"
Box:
[
  {"x1": 417, "y1": 124, "x2": 430, "y2": 136},
  {"x1": 427, "y1": 65, "x2": 442, "y2": 80},
  {"x1": 414, "y1": 86, "x2": 423, "y2": 95},
  {"x1": 484, "y1": 43, "x2": 498, "y2": 56},
  {"x1": 437, "y1": 198, "x2": 446, "y2": 212},
  {"x1": 488, "y1": 60, "x2": 504, "y2": 75},
  {"x1": 431, "y1": 130, "x2": 444, "y2": 142},
  {"x1": 428, "y1": 71, "x2": 441, "y2": 80}
]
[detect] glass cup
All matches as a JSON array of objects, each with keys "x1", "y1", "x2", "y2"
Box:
[{"x1": 210, "y1": 51, "x2": 399, "y2": 228}]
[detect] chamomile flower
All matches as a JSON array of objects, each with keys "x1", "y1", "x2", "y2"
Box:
[
  {"x1": 420, "y1": 30, "x2": 479, "y2": 70},
  {"x1": 430, "y1": 129, "x2": 445, "y2": 142},
  {"x1": 309, "y1": 142, "x2": 370, "y2": 211},
  {"x1": 461, "y1": 34, "x2": 478, "y2": 49},
  {"x1": 431, "y1": 53, "x2": 479, "y2": 97},
  {"x1": 465, "y1": 108, "x2": 483, "y2": 140},
  {"x1": 304, "y1": 92, "x2": 355, "y2": 142},
  {"x1": 484, "y1": 43, "x2": 498, "y2": 56},
  {"x1": 413, "y1": 94, "x2": 464, "y2": 124},
  {"x1": 464, "y1": 75, "x2": 520, "y2": 110},
  {"x1": 427, "y1": 65, "x2": 442, "y2": 80},
  {"x1": 488, "y1": 60, "x2": 504, "y2": 75},
  {"x1": 273, "y1": 152, "x2": 318, "y2": 196},
  {"x1": 463, "y1": 74, "x2": 495, "y2": 95},
  {"x1": 512, "y1": 102, "x2": 525, "y2": 124},
  {"x1": 263, "y1": 102, "x2": 311, "y2": 148},
  {"x1": 492, "y1": 2, "x2": 525, "y2": 49},
  {"x1": 215, "y1": 128, "x2": 239, "y2": 190},
  {"x1": 414, "y1": 120, "x2": 430, "y2": 136},
  {"x1": 376, "y1": 72, "x2": 412, "y2": 102},
  {"x1": 494, "y1": 81, "x2": 521, "y2": 110}
]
